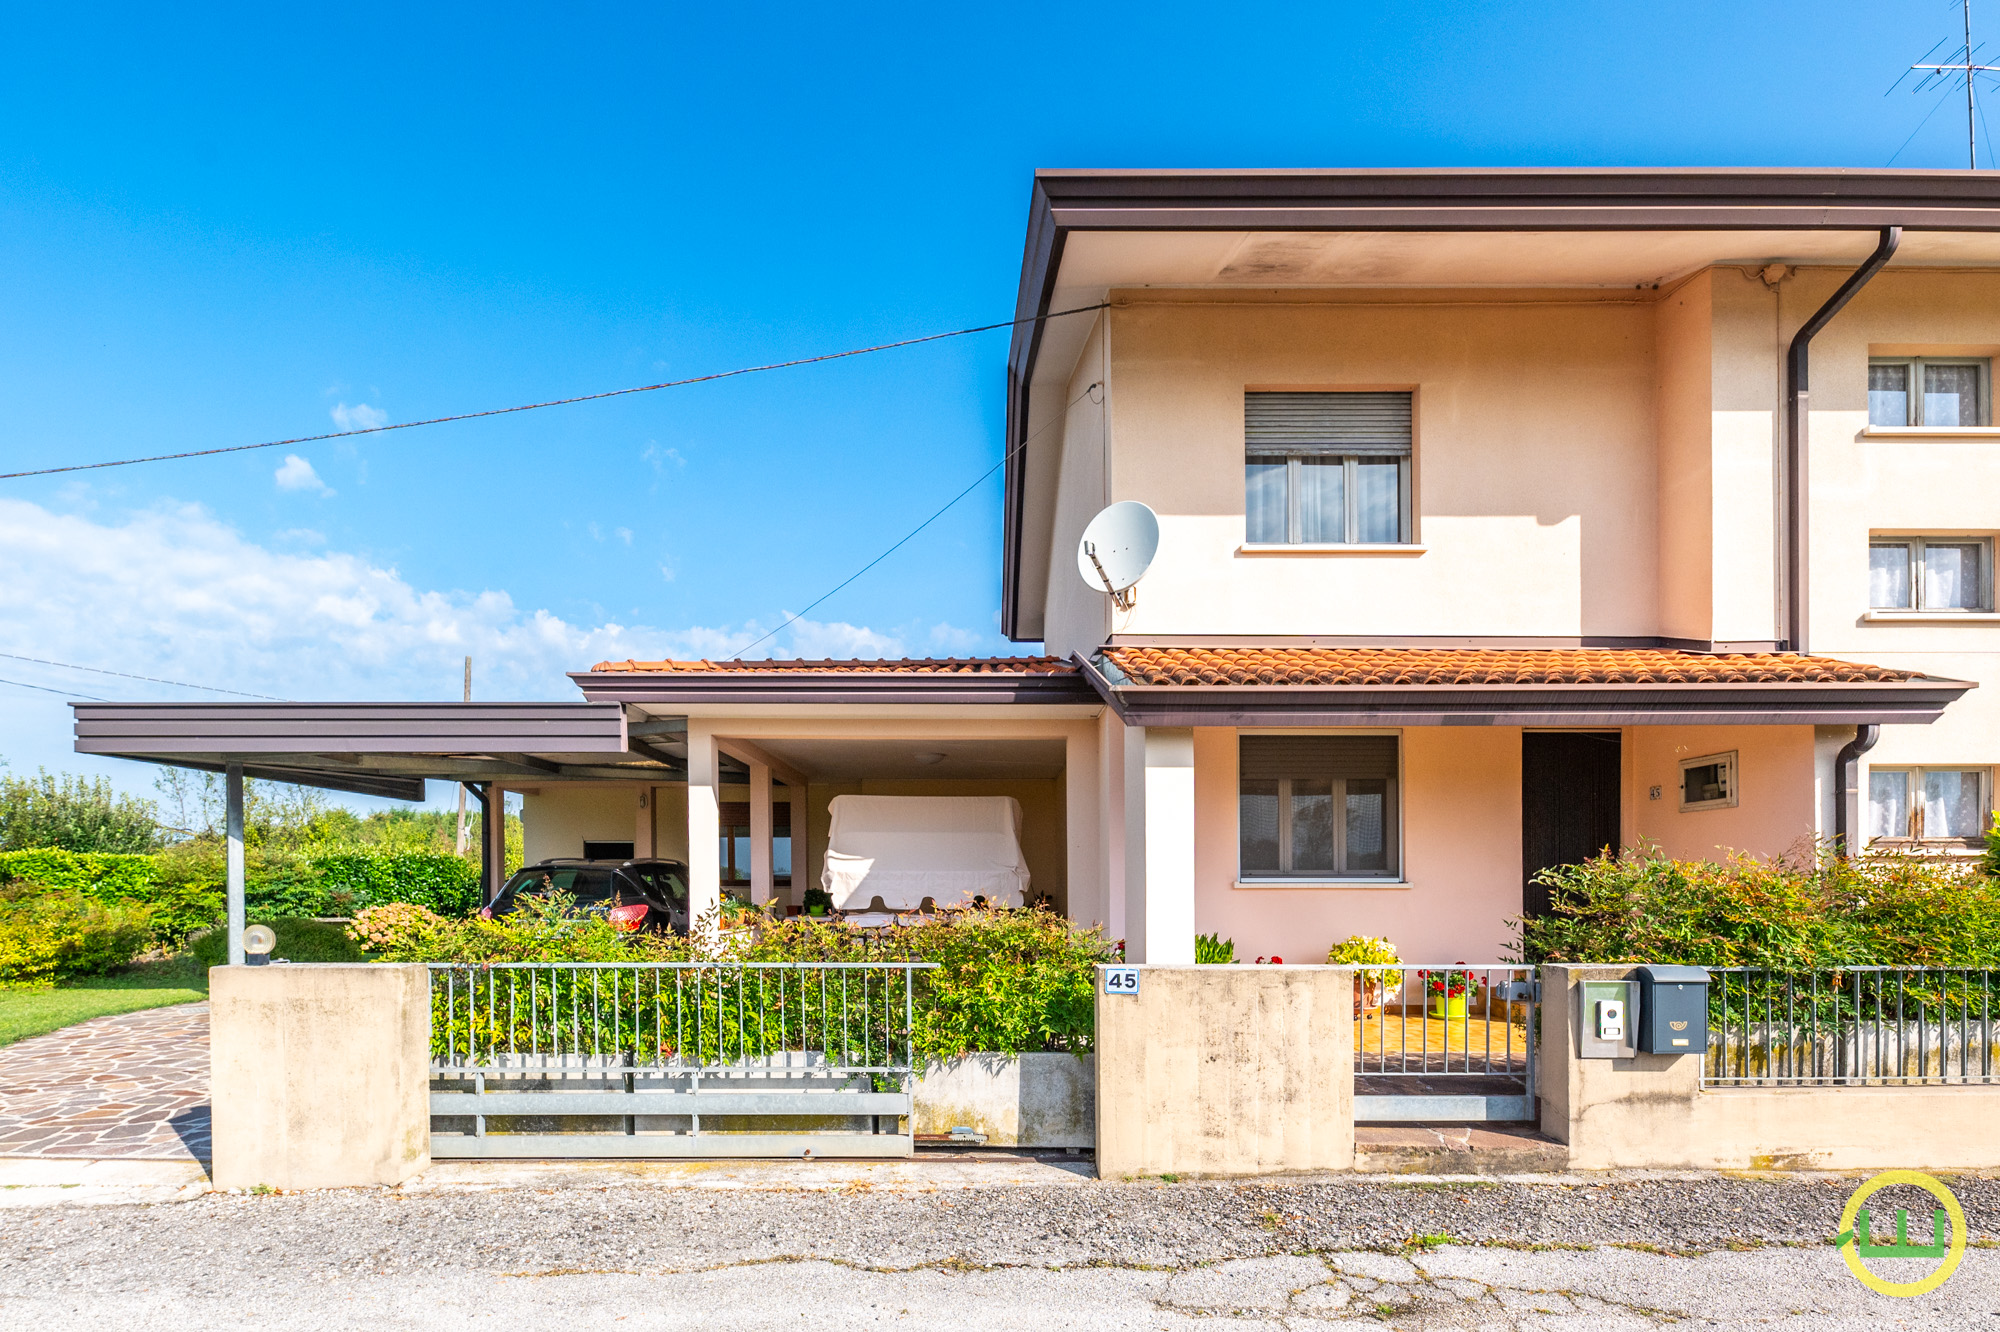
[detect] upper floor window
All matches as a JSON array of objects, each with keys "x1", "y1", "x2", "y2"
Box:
[
  {"x1": 1869, "y1": 536, "x2": 1992, "y2": 612},
  {"x1": 1239, "y1": 734, "x2": 1399, "y2": 880},
  {"x1": 1245, "y1": 391, "x2": 1412, "y2": 544},
  {"x1": 1869, "y1": 357, "x2": 1989, "y2": 427}
]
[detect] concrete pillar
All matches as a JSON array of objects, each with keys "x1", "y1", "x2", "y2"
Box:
[
  {"x1": 789, "y1": 781, "x2": 810, "y2": 907},
  {"x1": 1063, "y1": 726, "x2": 1095, "y2": 923},
  {"x1": 748, "y1": 757, "x2": 774, "y2": 907},
  {"x1": 686, "y1": 721, "x2": 721, "y2": 931},
  {"x1": 209, "y1": 964, "x2": 431, "y2": 1189},
  {"x1": 482, "y1": 784, "x2": 507, "y2": 900},
  {"x1": 1123, "y1": 727, "x2": 1195, "y2": 964},
  {"x1": 225, "y1": 762, "x2": 245, "y2": 966},
  {"x1": 635, "y1": 786, "x2": 657, "y2": 858}
]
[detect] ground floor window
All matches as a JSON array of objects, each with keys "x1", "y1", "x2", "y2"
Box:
[
  {"x1": 1867, "y1": 767, "x2": 1990, "y2": 843},
  {"x1": 1239, "y1": 734, "x2": 1399, "y2": 879},
  {"x1": 719, "y1": 801, "x2": 793, "y2": 887}
]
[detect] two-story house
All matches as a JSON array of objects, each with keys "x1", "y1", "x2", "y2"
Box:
[{"x1": 74, "y1": 168, "x2": 1998, "y2": 966}]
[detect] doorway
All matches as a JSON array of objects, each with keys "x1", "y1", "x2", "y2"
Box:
[{"x1": 1521, "y1": 730, "x2": 1621, "y2": 919}]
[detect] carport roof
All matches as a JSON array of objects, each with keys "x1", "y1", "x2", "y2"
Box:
[{"x1": 70, "y1": 700, "x2": 681, "y2": 799}]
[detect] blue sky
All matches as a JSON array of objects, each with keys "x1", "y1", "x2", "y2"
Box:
[{"x1": 1, "y1": 0, "x2": 1993, "y2": 804}]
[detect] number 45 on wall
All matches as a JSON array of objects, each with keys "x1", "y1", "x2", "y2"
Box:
[{"x1": 1102, "y1": 966, "x2": 1141, "y2": 995}]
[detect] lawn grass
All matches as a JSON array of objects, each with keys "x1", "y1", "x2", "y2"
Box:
[{"x1": 0, "y1": 955, "x2": 208, "y2": 1048}]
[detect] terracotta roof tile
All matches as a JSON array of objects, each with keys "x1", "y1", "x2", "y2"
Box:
[
  {"x1": 1098, "y1": 646, "x2": 1927, "y2": 688},
  {"x1": 589, "y1": 655, "x2": 1078, "y2": 676}
]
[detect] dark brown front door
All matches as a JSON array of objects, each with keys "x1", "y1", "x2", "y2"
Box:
[{"x1": 1521, "y1": 730, "x2": 1622, "y2": 920}]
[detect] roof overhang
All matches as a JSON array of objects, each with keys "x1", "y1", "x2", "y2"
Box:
[
  {"x1": 1075, "y1": 660, "x2": 1974, "y2": 728},
  {"x1": 1002, "y1": 167, "x2": 2000, "y2": 639},
  {"x1": 72, "y1": 701, "x2": 681, "y2": 798}
]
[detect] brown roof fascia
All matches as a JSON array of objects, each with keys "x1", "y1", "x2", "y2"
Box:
[{"x1": 1001, "y1": 166, "x2": 2000, "y2": 639}]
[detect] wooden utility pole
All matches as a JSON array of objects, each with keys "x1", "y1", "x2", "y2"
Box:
[{"x1": 454, "y1": 656, "x2": 472, "y2": 855}]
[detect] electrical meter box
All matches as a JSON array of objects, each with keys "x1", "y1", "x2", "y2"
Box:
[
  {"x1": 1635, "y1": 965, "x2": 1709, "y2": 1055},
  {"x1": 1577, "y1": 978, "x2": 1637, "y2": 1059}
]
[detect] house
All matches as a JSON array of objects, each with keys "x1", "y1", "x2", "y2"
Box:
[{"x1": 74, "y1": 168, "x2": 2000, "y2": 965}]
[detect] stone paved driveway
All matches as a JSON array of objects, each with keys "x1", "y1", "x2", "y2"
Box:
[{"x1": 0, "y1": 1003, "x2": 209, "y2": 1162}]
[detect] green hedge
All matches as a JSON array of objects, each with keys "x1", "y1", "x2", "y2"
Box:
[
  {"x1": 0, "y1": 849, "x2": 157, "y2": 900},
  {"x1": 0, "y1": 882, "x2": 153, "y2": 987},
  {"x1": 190, "y1": 917, "x2": 365, "y2": 967},
  {"x1": 313, "y1": 852, "x2": 480, "y2": 916}
]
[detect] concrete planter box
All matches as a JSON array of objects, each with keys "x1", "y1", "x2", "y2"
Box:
[{"x1": 910, "y1": 1052, "x2": 1095, "y2": 1148}]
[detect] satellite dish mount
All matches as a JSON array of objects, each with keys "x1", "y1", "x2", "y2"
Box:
[{"x1": 1077, "y1": 502, "x2": 1160, "y2": 614}]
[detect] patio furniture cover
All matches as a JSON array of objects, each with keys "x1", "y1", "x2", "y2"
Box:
[{"x1": 821, "y1": 795, "x2": 1030, "y2": 910}]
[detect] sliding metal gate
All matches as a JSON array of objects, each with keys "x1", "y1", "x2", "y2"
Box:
[
  {"x1": 1353, "y1": 965, "x2": 1539, "y2": 1122},
  {"x1": 427, "y1": 961, "x2": 935, "y2": 1158}
]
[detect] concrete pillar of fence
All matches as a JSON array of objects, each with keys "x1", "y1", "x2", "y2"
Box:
[
  {"x1": 1095, "y1": 965, "x2": 1353, "y2": 1178},
  {"x1": 209, "y1": 964, "x2": 432, "y2": 1190},
  {"x1": 1538, "y1": 965, "x2": 1702, "y2": 1170}
]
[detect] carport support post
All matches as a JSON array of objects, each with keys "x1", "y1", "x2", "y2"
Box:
[
  {"x1": 1123, "y1": 727, "x2": 1195, "y2": 964},
  {"x1": 478, "y1": 783, "x2": 505, "y2": 903},
  {"x1": 225, "y1": 762, "x2": 245, "y2": 966},
  {"x1": 686, "y1": 721, "x2": 721, "y2": 933}
]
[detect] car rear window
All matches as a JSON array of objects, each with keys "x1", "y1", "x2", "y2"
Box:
[{"x1": 495, "y1": 867, "x2": 621, "y2": 908}]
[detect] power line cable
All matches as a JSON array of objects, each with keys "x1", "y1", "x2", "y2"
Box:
[
  {"x1": 0, "y1": 651, "x2": 282, "y2": 700},
  {"x1": 728, "y1": 380, "x2": 1103, "y2": 658},
  {"x1": 0, "y1": 674, "x2": 107, "y2": 702},
  {"x1": 0, "y1": 303, "x2": 1111, "y2": 482}
]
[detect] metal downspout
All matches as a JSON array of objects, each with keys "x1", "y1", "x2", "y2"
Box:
[
  {"x1": 1782, "y1": 227, "x2": 1900, "y2": 653},
  {"x1": 1833, "y1": 724, "x2": 1881, "y2": 858}
]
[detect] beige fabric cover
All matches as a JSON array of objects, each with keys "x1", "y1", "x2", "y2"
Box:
[{"x1": 821, "y1": 795, "x2": 1030, "y2": 910}]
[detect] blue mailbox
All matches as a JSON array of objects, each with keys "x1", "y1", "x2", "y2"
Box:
[{"x1": 1634, "y1": 965, "x2": 1709, "y2": 1055}]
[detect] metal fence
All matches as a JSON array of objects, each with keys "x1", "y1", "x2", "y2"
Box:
[
  {"x1": 1352, "y1": 964, "x2": 1538, "y2": 1122},
  {"x1": 427, "y1": 961, "x2": 937, "y2": 1158},
  {"x1": 1705, "y1": 966, "x2": 2000, "y2": 1087}
]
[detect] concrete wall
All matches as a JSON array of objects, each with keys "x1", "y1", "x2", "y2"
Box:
[
  {"x1": 911, "y1": 1053, "x2": 1095, "y2": 1149},
  {"x1": 209, "y1": 964, "x2": 431, "y2": 1189},
  {"x1": 1542, "y1": 965, "x2": 2000, "y2": 1170},
  {"x1": 1044, "y1": 311, "x2": 1115, "y2": 656},
  {"x1": 1094, "y1": 965, "x2": 1353, "y2": 1177}
]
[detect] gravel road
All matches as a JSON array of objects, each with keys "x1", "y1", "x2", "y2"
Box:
[{"x1": 2, "y1": 1174, "x2": 1996, "y2": 1328}]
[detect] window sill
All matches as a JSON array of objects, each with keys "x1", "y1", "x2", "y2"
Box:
[
  {"x1": 1234, "y1": 878, "x2": 1411, "y2": 890},
  {"x1": 1861, "y1": 611, "x2": 2000, "y2": 622},
  {"x1": 1859, "y1": 426, "x2": 2000, "y2": 439},
  {"x1": 1236, "y1": 543, "x2": 1427, "y2": 556}
]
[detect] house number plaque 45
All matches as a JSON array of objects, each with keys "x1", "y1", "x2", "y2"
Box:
[{"x1": 1102, "y1": 966, "x2": 1140, "y2": 995}]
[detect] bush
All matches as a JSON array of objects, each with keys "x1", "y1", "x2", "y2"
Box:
[
  {"x1": 1195, "y1": 932, "x2": 1235, "y2": 964},
  {"x1": 1521, "y1": 843, "x2": 2000, "y2": 968},
  {"x1": 0, "y1": 881, "x2": 154, "y2": 987},
  {"x1": 190, "y1": 917, "x2": 366, "y2": 967},
  {"x1": 0, "y1": 848, "x2": 158, "y2": 900},
  {"x1": 0, "y1": 771, "x2": 161, "y2": 854},
  {"x1": 315, "y1": 852, "x2": 480, "y2": 916}
]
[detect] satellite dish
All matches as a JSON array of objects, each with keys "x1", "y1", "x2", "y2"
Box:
[{"x1": 1077, "y1": 501, "x2": 1159, "y2": 611}]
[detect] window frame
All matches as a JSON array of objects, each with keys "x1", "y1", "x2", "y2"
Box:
[
  {"x1": 1236, "y1": 730, "x2": 1403, "y2": 883},
  {"x1": 1677, "y1": 751, "x2": 1738, "y2": 813},
  {"x1": 1250, "y1": 454, "x2": 1414, "y2": 545},
  {"x1": 1868, "y1": 356, "x2": 1991, "y2": 428},
  {"x1": 1866, "y1": 766, "x2": 1992, "y2": 844},
  {"x1": 1867, "y1": 535, "x2": 1995, "y2": 613}
]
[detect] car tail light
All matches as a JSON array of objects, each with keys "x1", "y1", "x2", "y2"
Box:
[
  {"x1": 478, "y1": 907, "x2": 493, "y2": 920},
  {"x1": 608, "y1": 903, "x2": 649, "y2": 931}
]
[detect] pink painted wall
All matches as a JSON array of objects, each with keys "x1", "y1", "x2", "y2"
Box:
[
  {"x1": 1626, "y1": 724, "x2": 1819, "y2": 862},
  {"x1": 1190, "y1": 726, "x2": 1525, "y2": 965}
]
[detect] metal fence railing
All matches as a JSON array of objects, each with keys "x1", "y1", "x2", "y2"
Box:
[
  {"x1": 1705, "y1": 967, "x2": 2000, "y2": 1087},
  {"x1": 425, "y1": 962, "x2": 939, "y2": 1157},
  {"x1": 1352, "y1": 964, "x2": 1538, "y2": 1081}
]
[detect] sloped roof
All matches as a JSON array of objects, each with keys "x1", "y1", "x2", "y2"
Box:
[{"x1": 1097, "y1": 646, "x2": 1925, "y2": 688}]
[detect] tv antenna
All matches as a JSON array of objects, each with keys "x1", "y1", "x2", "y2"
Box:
[
  {"x1": 1892, "y1": 0, "x2": 2000, "y2": 168},
  {"x1": 1076, "y1": 501, "x2": 1159, "y2": 612}
]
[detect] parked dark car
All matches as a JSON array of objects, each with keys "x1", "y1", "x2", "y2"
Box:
[{"x1": 481, "y1": 858, "x2": 691, "y2": 935}]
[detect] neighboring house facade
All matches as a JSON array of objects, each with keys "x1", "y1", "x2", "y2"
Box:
[{"x1": 74, "y1": 169, "x2": 2000, "y2": 965}]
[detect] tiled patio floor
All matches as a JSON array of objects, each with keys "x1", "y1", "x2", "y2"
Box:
[{"x1": 0, "y1": 1002, "x2": 210, "y2": 1162}]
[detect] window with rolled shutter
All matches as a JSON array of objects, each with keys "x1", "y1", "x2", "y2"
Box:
[
  {"x1": 1245, "y1": 392, "x2": 1413, "y2": 545},
  {"x1": 1239, "y1": 735, "x2": 1400, "y2": 879}
]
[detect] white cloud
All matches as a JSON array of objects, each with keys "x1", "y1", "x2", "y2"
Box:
[
  {"x1": 615, "y1": 527, "x2": 633, "y2": 546},
  {"x1": 273, "y1": 455, "x2": 333, "y2": 496},
  {"x1": 330, "y1": 402, "x2": 389, "y2": 432},
  {"x1": 642, "y1": 442, "x2": 686, "y2": 473},
  {"x1": 0, "y1": 497, "x2": 911, "y2": 794}
]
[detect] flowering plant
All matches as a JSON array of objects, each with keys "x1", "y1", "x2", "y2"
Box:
[
  {"x1": 1326, "y1": 934, "x2": 1400, "y2": 989},
  {"x1": 1417, "y1": 964, "x2": 1479, "y2": 999}
]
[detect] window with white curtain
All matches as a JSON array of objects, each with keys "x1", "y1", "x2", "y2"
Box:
[
  {"x1": 1868, "y1": 537, "x2": 1992, "y2": 611},
  {"x1": 1239, "y1": 734, "x2": 1399, "y2": 879},
  {"x1": 1245, "y1": 392, "x2": 1413, "y2": 544},
  {"x1": 1869, "y1": 357, "x2": 1990, "y2": 427},
  {"x1": 1867, "y1": 767, "x2": 1991, "y2": 843}
]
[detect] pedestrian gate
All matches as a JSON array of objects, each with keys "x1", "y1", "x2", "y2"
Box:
[
  {"x1": 1353, "y1": 965, "x2": 1539, "y2": 1123},
  {"x1": 427, "y1": 961, "x2": 934, "y2": 1158}
]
